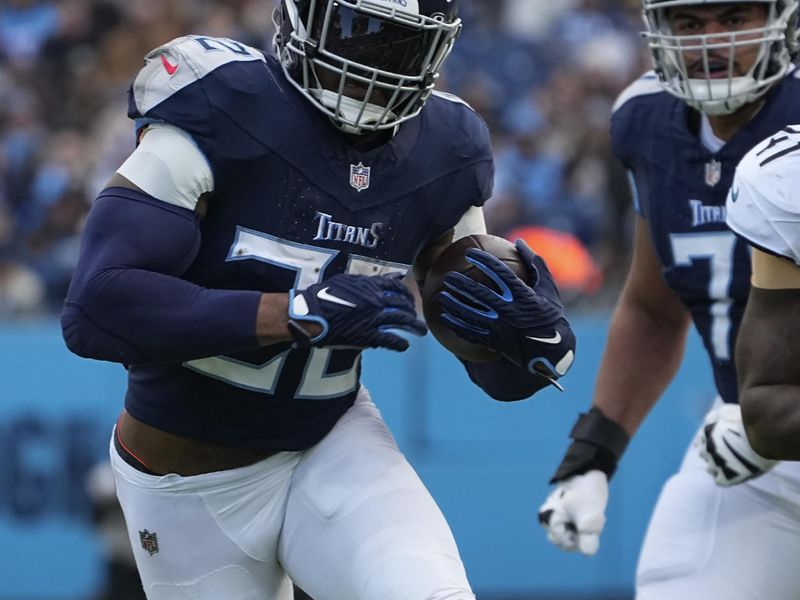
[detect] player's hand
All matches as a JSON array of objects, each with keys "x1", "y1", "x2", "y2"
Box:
[
  {"x1": 288, "y1": 273, "x2": 427, "y2": 351},
  {"x1": 437, "y1": 239, "x2": 575, "y2": 384},
  {"x1": 538, "y1": 470, "x2": 608, "y2": 556},
  {"x1": 697, "y1": 403, "x2": 778, "y2": 486}
]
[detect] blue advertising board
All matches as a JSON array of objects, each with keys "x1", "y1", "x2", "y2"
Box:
[{"x1": 0, "y1": 318, "x2": 714, "y2": 599}]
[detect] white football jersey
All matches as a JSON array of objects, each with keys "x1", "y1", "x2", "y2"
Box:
[{"x1": 726, "y1": 126, "x2": 800, "y2": 265}]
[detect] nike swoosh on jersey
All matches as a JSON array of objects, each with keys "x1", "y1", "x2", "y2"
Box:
[
  {"x1": 317, "y1": 287, "x2": 356, "y2": 308},
  {"x1": 526, "y1": 331, "x2": 562, "y2": 344}
]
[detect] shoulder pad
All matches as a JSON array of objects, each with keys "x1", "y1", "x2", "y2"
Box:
[
  {"x1": 424, "y1": 92, "x2": 491, "y2": 163},
  {"x1": 431, "y1": 90, "x2": 475, "y2": 111},
  {"x1": 727, "y1": 126, "x2": 800, "y2": 263},
  {"x1": 612, "y1": 71, "x2": 663, "y2": 114},
  {"x1": 131, "y1": 36, "x2": 266, "y2": 115}
]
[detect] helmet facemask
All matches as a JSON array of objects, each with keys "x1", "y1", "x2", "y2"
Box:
[
  {"x1": 273, "y1": 0, "x2": 462, "y2": 134},
  {"x1": 642, "y1": 0, "x2": 799, "y2": 115}
]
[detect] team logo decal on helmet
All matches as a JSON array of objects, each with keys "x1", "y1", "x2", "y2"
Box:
[
  {"x1": 642, "y1": 0, "x2": 800, "y2": 115},
  {"x1": 273, "y1": 0, "x2": 461, "y2": 134}
]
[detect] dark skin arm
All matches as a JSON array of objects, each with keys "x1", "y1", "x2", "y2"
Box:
[
  {"x1": 736, "y1": 248, "x2": 800, "y2": 459},
  {"x1": 593, "y1": 216, "x2": 692, "y2": 436}
]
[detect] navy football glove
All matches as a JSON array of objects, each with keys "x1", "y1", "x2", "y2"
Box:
[
  {"x1": 438, "y1": 239, "x2": 575, "y2": 387},
  {"x1": 288, "y1": 273, "x2": 427, "y2": 351}
]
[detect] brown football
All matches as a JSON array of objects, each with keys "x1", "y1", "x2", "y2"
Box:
[{"x1": 420, "y1": 234, "x2": 531, "y2": 362}]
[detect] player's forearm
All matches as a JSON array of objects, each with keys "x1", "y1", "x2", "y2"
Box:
[
  {"x1": 736, "y1": 287, "x2": 800, "y2": 459},
  {"x1": 593, "y1": 296, "x2": 690, "y2": 436},
  {"x1": 739, "y1": 384, "x2": 800, "y2": 459},
  {"x1": 62, "y1": 268, "x2": 265, "y2": 364},
  {"x1": 255, "y1": 292, "x2": 320, "y2": 345},
  {"x1": 62, "y1": 187, "x2": 282, "y2": 365}
]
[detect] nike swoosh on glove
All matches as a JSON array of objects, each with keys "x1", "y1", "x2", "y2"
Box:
[
  {"x1": 697, "y1": 402, "x2": 779, "y2": 487},
  {"x1": 437, "y1": 239, "x2": 575, "y2": 386},
  {"x1": 288, "y1": 272, "x2": 427, "y2": 351},
  {"x1": 538, "y1": 470, "x2": 608, "y2": 556}
]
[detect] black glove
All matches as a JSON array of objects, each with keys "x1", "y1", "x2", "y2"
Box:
[
  {"x1": 437, "y1": 239, "x2": 575, "y2": 386},
  {"x1": 289, "y1": 273, "x2": 427, "y2": 351}
]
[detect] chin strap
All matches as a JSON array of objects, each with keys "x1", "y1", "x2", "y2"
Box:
[
  {"x1": 312, "y1": 89, "x2": 397, "y2": 134},
  {"x1": 685, "y1": 75, "x2": 761, "y2": 116}
]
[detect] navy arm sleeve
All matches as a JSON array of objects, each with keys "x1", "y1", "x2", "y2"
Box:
[{"x1": 61, "y1": 187, "x2": 263, "y2": 365}]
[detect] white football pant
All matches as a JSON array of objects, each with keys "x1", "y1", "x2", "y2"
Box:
[
  {"x1": 636, "y1": 410, "x2": 800, "y2": 599},
  {"x1": 111, "y1": 387, "x2": 475, "y2": 600}
]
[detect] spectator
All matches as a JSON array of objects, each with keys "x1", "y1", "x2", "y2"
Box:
[{"x1": 0, "y1": 0, "x2": 644, "y2": 317}]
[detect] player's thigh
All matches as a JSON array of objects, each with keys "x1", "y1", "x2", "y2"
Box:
[
  {"x1": 111, "y1": 438, "x2": 300, "y2": 600},
  {"x1": 279, "y1": 388, "x2": 475, "y2": 600},
  {"x1": 636, "y1": 444, "x2": 800, "y2": 600}
]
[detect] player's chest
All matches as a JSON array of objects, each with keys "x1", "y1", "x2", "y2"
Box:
[
  {"x1": 638, "y1": 159, "x2": 751, "y2": 301},
  {"x1": 186, "y1": 161, "x2": 438, "y2": 291},
  {"x1": 639, "y1": 149, "x2": 735, "y2": 241}
]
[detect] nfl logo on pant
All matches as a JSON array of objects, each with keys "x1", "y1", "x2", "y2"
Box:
[{"x1": 139, "y1": 529, "x2": 159, "y2": 555}]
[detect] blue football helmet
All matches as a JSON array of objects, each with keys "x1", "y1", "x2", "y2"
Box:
[
  {"x1": 642, "y1": 0, "x2": 799, "y2": 115},
  {"x1": 273, "y1": 0, "x2": 462, "y2": 134}
]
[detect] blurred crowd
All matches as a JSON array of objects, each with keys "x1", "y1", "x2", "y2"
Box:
[{"x1": 0, "y1": 0, "x2": 648, "y2": 318}]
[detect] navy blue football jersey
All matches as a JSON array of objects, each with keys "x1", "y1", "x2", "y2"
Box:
[
  {"x1": 123, "y1": 36, "x2": 494, "y2": 449},
  {"x1": 612, "y1": 70, "x2": 800, "y2": 404}
]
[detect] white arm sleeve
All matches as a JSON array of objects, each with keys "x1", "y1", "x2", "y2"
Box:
[
  {"x1": 726, "y1": 128, "x2": 800, "y2": 265},
  {"x1": 117, "y1": 123, "x2": 213, "y2": 211}
]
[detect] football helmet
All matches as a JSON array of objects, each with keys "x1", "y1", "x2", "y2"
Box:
[
  {"x1": 273, "y1": 0, "x2": 461, "y2": 134},
  {"x1": 642, "y1": 0, "x2": 799, "y2": 115}
]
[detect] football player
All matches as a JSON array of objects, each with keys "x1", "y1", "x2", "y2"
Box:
[
  {"x1": 537, "y1": 1, "x2": 800, "y2": 598},
  {"x1": 727, "y1": 128, "x2": 800, "y2": 460},
  {"x1": 60, "y1": 1, "x2": 575, "y2": 599}
]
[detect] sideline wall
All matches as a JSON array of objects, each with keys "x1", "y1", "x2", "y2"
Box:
[{"x1": 0, "y1": 318, "x2": 714, "y2": 599}]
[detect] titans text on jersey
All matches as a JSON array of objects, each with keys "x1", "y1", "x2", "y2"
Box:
[{"x1": 312, "y1": 211, "x2": 384, "y2": 248}]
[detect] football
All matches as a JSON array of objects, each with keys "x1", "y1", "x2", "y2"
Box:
[{"x1": 420, "y1": 234, "x2": 531, "y2": 362}]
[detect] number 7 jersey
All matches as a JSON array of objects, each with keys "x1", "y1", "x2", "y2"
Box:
[{"x1": 611, "y1": 70, "x2": 800, "y2": 404}]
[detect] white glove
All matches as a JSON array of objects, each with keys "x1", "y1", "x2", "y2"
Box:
[
  {"x1": 537, "y1": 470, "x2": 608, "y2": 556},
  {"x1": 697, "y1": 402, "x2": 778, "y2": 487}
]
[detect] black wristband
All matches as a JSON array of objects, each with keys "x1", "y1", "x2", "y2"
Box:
[{"x1": 550, "y1": 408, "x2": 630, "y2": 483}]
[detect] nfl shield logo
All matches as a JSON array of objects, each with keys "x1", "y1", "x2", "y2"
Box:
[
  {"x1": 139, "y1": 529, "x2": 159, "y2": 555},
  {"x1": 350, "y1": 162, "x2": 371, "y2": 192},
  {"x1": 704, "y1": 159, "x2": 722, "y2": 187}
]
